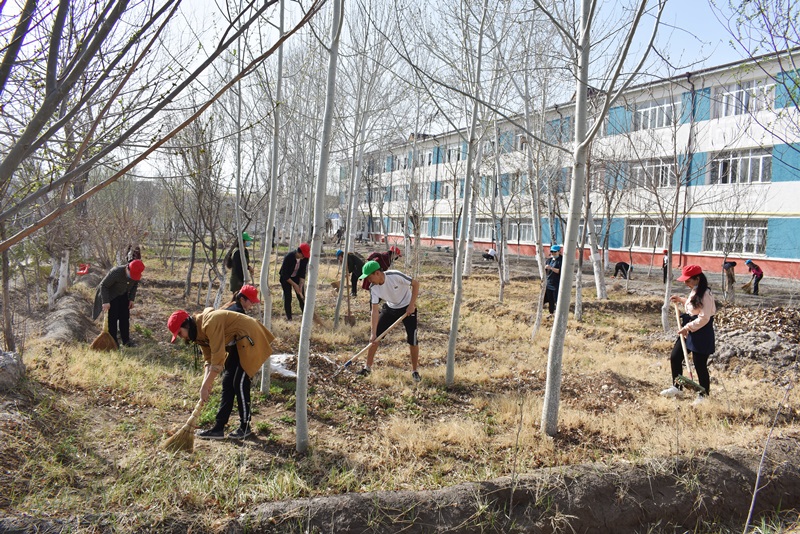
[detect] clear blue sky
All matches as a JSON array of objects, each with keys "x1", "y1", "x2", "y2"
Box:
[{"x1": 652, "y1": 0, "x2": 746, "y2": 70}]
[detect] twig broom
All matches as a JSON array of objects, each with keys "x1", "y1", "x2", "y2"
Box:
[
  {"x1": 160, "y1": 400, "x2": 204, "y2": 452},
  {"x1": 90, "y1": 311, "x2": 118, "y2": 351}
]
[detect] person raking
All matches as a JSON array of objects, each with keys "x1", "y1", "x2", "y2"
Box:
[
  {"x1": 356, "y1": 260, "x2": 421, "y2": 383},
  {"x1": 661, "y1": 265, "x2": 715, "y2": 405}
]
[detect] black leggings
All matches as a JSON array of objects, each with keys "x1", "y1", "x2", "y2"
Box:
[
  {"x1": 213, "y1": 346, "x2": 251, "y2": 432},
  {"x1": 670, "y1": 337, "x2": 710, "y2": 395},
  {"x1": 752, "y1": 274, "x2": 763, "y2": 295}
]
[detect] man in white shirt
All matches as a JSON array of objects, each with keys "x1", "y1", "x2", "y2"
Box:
[{"x1": 357, "y1": 260, "x2": 421, "y2": 382}]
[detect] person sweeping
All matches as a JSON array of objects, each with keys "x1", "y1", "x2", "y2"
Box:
[
  {"x1": 336, "y1": 249, "x2": 365, "y2": 297},
  {"x1": 661, "y1": 265, "x2": 715, "y2": 405},
  {"x1": 166, "y1": 305, "x2": 275, "y2": 441},
  {"x1": 745, "y1": 259, "x2": 764, "y2": 295},
  {"x1": 92, "y1": 259, "x2": 145, "y2": 348}
]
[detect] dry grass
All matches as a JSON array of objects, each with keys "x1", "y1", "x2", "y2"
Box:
[{"x1": 3, "y1": 254, "x2": 799, "y2": 531}]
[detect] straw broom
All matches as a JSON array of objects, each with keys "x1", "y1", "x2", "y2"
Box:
[
  {"x1": 161, "y1": 400, "x2": 204, "y2": 452},
  {"x1": 90, "y1": 311, "x2": 118, "y2": 351}
]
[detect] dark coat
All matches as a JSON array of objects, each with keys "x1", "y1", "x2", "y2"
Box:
[
  {"x1": 226, "y1": 247, "x2": 250, "y2": 292},
  {"x1": 279, "y1": 252, "x2": 308, "y2": 282},
  {"x1": 546, "y1": 255, "x2": 563, "y2": 290},
  {"x1": 345, "y1": 252, "x2": 365, "y2": 275},
  {"x1": 92, "y1": 266, "x2": 139, "y2": 320}
]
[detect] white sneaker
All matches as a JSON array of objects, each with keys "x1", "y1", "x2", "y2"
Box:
[
  {"x1": 692, "y1": 394, "x2": 706, "y2": 407},
  {"x1": 660, "y1": 385, "x2": 683, "y2": 398}
]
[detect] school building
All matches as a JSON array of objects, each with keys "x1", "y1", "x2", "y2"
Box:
[{"x1": 342, "y1": 52, "x2": 800, "y2": 279}]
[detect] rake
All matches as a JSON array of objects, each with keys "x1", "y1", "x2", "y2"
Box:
[
  {"x1": 672, "y1": 303, "x2": 707, "y2": 394},
  {"x1": 332, "y1": 314, "x2": 407, "y2": 377}
]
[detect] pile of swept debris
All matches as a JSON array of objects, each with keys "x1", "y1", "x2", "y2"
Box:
[{"x1": 714, "y1": 306, "x2": 799, "y2": 375}]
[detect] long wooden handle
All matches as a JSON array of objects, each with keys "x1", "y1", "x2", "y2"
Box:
[
  {"x1": 333, "y1": 314, "x2": 408, "y2": 376},
  {"x1": 672, "y1": 302, "x2": 694, "y2": 380},
  {"x1": 103, "y1": 311, "x2": 110, "y2": 334}
]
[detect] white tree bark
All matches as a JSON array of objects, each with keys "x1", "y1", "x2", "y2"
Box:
[
  {"x1": 446, "y1": 0, "x2": 489, "y2": 387},
  {"x1": 260, "y1": 0, "x2": 284, "y2": 393},
  {"x1": 296, "y1": 0, "x2": 341, "y2": 453}
]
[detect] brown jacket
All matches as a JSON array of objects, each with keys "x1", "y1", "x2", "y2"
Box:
[{"x1": 193, "y1": 308, "x2": 275, "y2": 378}]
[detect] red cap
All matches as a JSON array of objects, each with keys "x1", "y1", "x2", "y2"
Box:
[
  {"x1": 128, "y1": 259, "x2": 145, "y2": 281},
  {"x1": 390, "y1": 245, "x2": 402, "y2": 257},
  {"x1": 239, "y1": 284, "x2": 260, "y2": 304},
  {"x1": 298, "y1": 242, "x2": 311, "y2": 258},
  {"x1": 663, "y1": 249, "x2": 668, "y2": 254},
  {"x1": 167, "y1": 310, "x2": 190, "y2": 343},
  {"x1": 677, "y1": 264, "x2": 702, "y2": 281}
]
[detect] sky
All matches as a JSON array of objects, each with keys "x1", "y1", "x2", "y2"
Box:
[{"x1": 646, "y1": 0, "x2": 747, "y2": 71}]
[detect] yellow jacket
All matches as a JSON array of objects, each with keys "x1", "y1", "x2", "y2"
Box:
[{"x1": 193, "y1": 308, "x2": 275, "y2": 378}]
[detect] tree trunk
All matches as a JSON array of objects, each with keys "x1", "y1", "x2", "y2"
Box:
[
  {"x1": 296, "y1": 0, "x2": 341, "y2": 453},
  {"x1": 1, "y1": 224, "x2": 14, "y2": 351},
  {"x1": 541, "y1": 0, "x2": 591, "y2": 437},
  {"x1": 259, "y1": 0, "x2": 284, "y2": 394},
  {"x1": 446, "y1": 0, "x2": 488, "y2": 387}
]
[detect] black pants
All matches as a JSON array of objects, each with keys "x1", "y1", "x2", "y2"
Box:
[
  {"x1": 614, "y1": 263, "x2": 630, "y2": 279},
  {"x1": 752, "y1": 274, "x2": 763, "y2": 295},
  {"x1": 670, "y1": 337, "x2": 710, "y2": 395},
  {"x1": 543, "y1": 287, "x2": 558, "y2": 315},
  {"x1": 280, "y1": 278, "x2": 305, "y2": 320},
  {"x1": 350, "y1": 270, "x2": 359, "y2": 297},
  {"x1": 663, "y1": 264, "x2": 668, "y2": 284},
  {"x1": 213, "y1": 346, "x2": 251, "y2": 432},
  {"x1": 108, "y1": 294, "x2": 131, "y2": 346}
]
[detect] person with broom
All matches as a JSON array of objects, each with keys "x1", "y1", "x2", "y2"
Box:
[
  {"x1": 356, "y1": 260, "x2": 421, "y2": 383},
  {"x1": 167, "y1": 303, "x2": 275, "y2": 440},
  {"x1": 336, "y1": 249, "x2": 365, "y2": 297},
  {"x1": 660, "y1": 265, "x2": 715, "y2": 405},
  {"x1": 745, "y1": 259, "x2": 764, "y2": 296},
  {"x1": 92, "y1": 259, "x2": 145, "y2": 348}
]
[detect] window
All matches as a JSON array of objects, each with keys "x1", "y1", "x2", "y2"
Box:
[
  {"x1": 624, "y1": 219, "x2": 663, "y2": 249},
  {"x1": 447, "y1": 146, "x2": 463, "y2": 163},
  {"x1": 474, "y1": 219, "x2": 492, "y2": 240},
  {"x1": 709, "y1": 148, "x2": 772, "y2": 184},
  {"x1": 389, "y1": 218, "x2": 403, "y2": 234},
  {"x1": 440, "y1": 220, "x2": 454, "y2": 237},
  {"x1": 515, "y1": 132, "x2": 528, "y2": 151},
  {"x1": 714, "y1": 80, "x2": 775, "y2": 118},
  {"x1": 508, "y1": 221, "x2": 533, "y2": 242},
  {"x1": 704, "y1": 219, "x2": 767, "y2": 254},
  {"x1": 631, "y1": 159, "x2": 676, "y2": 188},
  {"x1": 421, "y1": 217, "x2": 430, "y2": 236},
  {"x1": 545, "y1": 117, "x2": 572, "y2": 144},
  {"x1": 633, "y1": 98, "x2": 679, "y2": 131},
  {"x1": 578, "y1": 220, "x2": 603, "y2": 241}
]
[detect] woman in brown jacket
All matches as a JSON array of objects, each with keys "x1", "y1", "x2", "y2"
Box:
[{"x1": 167, "y1": 307, "x2": 275, "y2": 439}]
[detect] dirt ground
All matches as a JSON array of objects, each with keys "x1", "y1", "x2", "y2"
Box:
[{"x1": 1, "y1": 248, "x2": 799, "y2": 533}]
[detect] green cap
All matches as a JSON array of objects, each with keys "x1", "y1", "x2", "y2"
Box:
[
  {"x1": 242, "y1": 231, "x2": 253, "y2": 242},
  {"x1": 359, "y1": 260, "x2": 381, "y2": 279}
]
